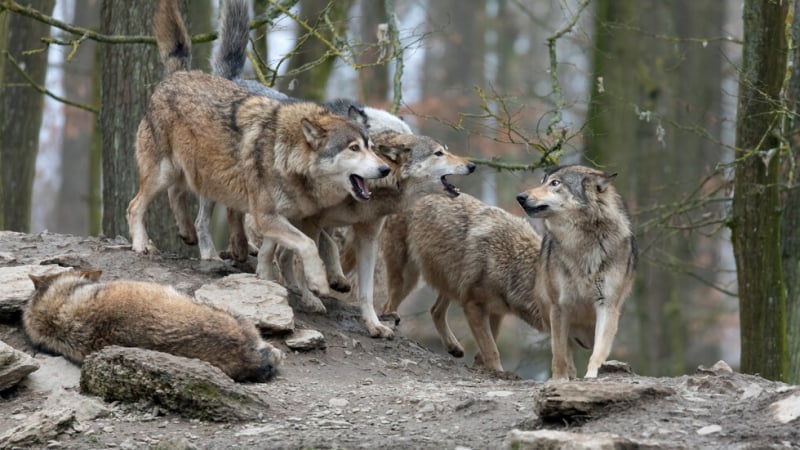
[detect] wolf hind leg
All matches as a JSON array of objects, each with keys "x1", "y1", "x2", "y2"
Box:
[
  {"x1": 128, "y1": 159, "x2": 177, "y2": 255},
  {"x1": 463, "y1": 299, "x2": 503, "y2": 372},
  {"x1": 473, "y1": 313, "x2": 504, "y2": 366},
  {"x1": 319, "y1": 228, "x2": 351, "y2": 293},
  {"x1": 195, "y1": 196, "x2": 220, "y2": 260},
  {"x1": 431, "y1": 293, "x2": 464, "y2": 357},
  {"x1": 167, "y1": 178, "x2": 198, "y2": 246}
]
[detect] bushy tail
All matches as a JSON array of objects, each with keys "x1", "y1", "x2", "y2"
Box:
[
  {"x1": 212, "y1": 0, "x2": 250, "y2": 79},
  {"x1": 153, "y1": 0, "x2": 191, "y2": 76}
]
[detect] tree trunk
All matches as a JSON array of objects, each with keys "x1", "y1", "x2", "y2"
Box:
[
  {"x1": 732, "y1": 0, "x2": 788, "y2": 381},
  {"x1": 0, "y1": 0, "x2": 55, "y2": 232},
  {"x1": 358, "y1": 0, "x2": 388, "y2": 103},
  {"x1": 279, "y1": 0, "x2": 353, "y2": 102},
  {"x1": 189, "y1": 0, "x2": 213, "y2": 73},
  {"x1": 53, "y1": 0, "x2": 100, "y2": 236},
  {"x1": 781, "y1": 0, "x2": 800, "y2": 385},
  {"x1": 100, "y1": 0, "x2": 195, "y2": 256}
]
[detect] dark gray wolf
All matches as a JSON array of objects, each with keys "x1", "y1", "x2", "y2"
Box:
[
  {"x1": 200, "y1": 0, "x2": 475, "y2": 338},
  {"x1": 24, "y1": 270, "x2": 283, "y2": 382},
  {"x1": 126, "y1": 0, "x2": 391, "y2": 299},
  {"x1": 383, "y1": 166, "x2": 635, "y2": 379}
]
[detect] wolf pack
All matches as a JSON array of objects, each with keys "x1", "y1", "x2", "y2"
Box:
[{"x1": 23, "y1": 0, "x2": 637, "y2": 384}]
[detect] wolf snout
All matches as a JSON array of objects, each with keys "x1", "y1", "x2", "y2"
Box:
[
  {"x1": 516, "y1": 192, "x2": 528, "y2": 206},
  {"x1": 467, "y1": 162, "x2": 476, "y2": 173},
  {"x1": 378, "y1": 165, "x2": 391, "y2": 178}
]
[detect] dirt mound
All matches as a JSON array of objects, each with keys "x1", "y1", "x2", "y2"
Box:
[{"x1": 0, "y1": 231, "x2": 797, "y2": 449}]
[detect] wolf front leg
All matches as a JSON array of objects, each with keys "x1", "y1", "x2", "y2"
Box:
[
  {"x1": 548, "y1": 301, "x2": 572, "y2": 380},
  {"x1": 252, "y1": 212, "x2": 330, "y2": 302},
  {"x1": 352, "y1": 220, "x2": 393, "y2": 338},
  {"x1": 585, "y1": 301, "x2": 621, "y2": 378},
  {"x1": 318, "y1": 228, "x2": 352, "y2": 293}
]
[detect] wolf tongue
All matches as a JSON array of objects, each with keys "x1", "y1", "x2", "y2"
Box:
[{"x1": 355, "y1": 175, "x2": 370, "y2": 197}]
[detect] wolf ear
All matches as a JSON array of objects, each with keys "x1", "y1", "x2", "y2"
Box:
[
  {"x1": 595, "y1": 172, "x2": 618, "y2": 193},
  {"x1": 301, "y1": 118, "x2": 324, "y2": 146},
  {"x1": 377, "y1": 145, "x2": 409, "y2": 162},
  {"x1": 29, "y1": 274, "x2": 48, "y2": 290},
  {"x1": 347, "y1": 105, "x2": 369, "y2": 128},
  {"x1": 80, "y1": 270, "x2": 103, "y2": 281}
]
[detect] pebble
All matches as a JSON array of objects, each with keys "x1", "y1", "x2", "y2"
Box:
[
  {"x1": 328, "y1": 398, "x2": 349, "y2": 408},
  {"x1": 696, "y1": 424, "x2": 722, "y2": 436}
]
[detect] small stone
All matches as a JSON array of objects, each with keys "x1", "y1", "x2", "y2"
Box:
[
  {"x1": 696, "y1": 424, "x2": 722, "y2": 435},
  {"x1": 328, "y1": 398, "x2": 349, "y2": 408},
  {"x1": 486, "y1": 391, "x2": 513, "y2": 398},
  {"x1": 285, "y1": 329, "x2": 326, "y2": 351},
  {"x1": 696, "y1": 360, "x2": 733, "y2": 375},
  {"x1": 0, "y1": 340, "x2": 40, "y2": 392},
  {"x1": 770, "y1": 391, "x2": 800, "y2": 424}
]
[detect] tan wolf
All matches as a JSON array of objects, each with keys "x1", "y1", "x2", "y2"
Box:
[
  {"x1": 201, "y1": 0, "x2": 476, "y2": 336},
  {"x1": 24, "y1": 270, "x2": 283, "y2": 382},
  {"x1": 382, "y1": 166, "x2": 636, "y2": 379},
  {"x1": 126, "y1": 0, "x2": 390, "y2": 299}
]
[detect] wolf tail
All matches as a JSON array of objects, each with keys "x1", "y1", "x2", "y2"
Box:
[
  {"x1": 212, "y1": 0, "x2": 250, "y2": 80},
  {"x1": 153, "y1": 0, "x2": 191, "y2": 76}
]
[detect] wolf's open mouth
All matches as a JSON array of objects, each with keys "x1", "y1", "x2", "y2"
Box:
[
  {"x1": 350, "y1": 174, "x2": 371, "y2": 200},
  {"x1": 523, "y1": 204, "x2": 549, "y2": 216},
  {"x1": 441, "y1": 175, "x2": 461, "y2": 197}
]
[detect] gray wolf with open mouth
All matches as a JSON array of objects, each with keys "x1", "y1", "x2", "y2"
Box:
[
  {"x1": 197, "y1": 0, "x2": 475, "y2": 337},
  {"x1": 126, "y1": 0, "x2": 390, "y2": 299},
  {"x1": 382, "y1": 165, "x2": 635, "y2": 379}
]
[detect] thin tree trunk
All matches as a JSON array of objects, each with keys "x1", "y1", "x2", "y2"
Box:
[
  {"x1": 189, "y1": 0, "x2": 213, "y2": 73},
  {"x1": 100, "y1": 0, "x2": 195, "y2": 256},
  {"x1": 279, "y1": 0, "x2": 353, "y2": 102},
  {"x1": 53, "y1": 0, "x2": 99, "y2": 236},
  {"x1": 732, "y1": 0, "x2": 788, "y2": 381},
  {"x1": 781, "y1": 0, "x2": 800, "y2": 385},
  {"x1": 0, "y1": 0, "x2": 55, "y2": 232},
  {"x1": 359, "y1": 0, "x2": 388, "y2": 103}
]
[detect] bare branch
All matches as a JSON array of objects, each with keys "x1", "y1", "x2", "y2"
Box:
[
  {"x1": 384, "y1": 0, "x2": 404, "y2": 114},
  {"x1": 3, "y1": 51, "x2": 98, "y2": 113}
]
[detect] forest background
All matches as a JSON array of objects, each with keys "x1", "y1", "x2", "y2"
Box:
[{"x1": 1, "y1": 0, "x2": 796, "y2": 383}]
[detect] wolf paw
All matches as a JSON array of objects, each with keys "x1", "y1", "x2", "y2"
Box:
[
  {"x1": 296, "y1": 290, "x2": 327, "y2": 314},
  {"x1": 133, "y1": 240, "x2": 160, "y2": 256},
  {"x1": 367, "y1": 322, "x2": 394, "y2": 339},
  {"x1": 179, "y1": 231, "x2": 198, "y2": 246},
  {"x1": 379, "y1": 312, "x2": 401, "y2": 326},
  {"x1": 448, "y1": 347, "x2": 465, "y2": 358},
  {"x1": 328, "y1": 275, "x2": 351, "y2": 293}
]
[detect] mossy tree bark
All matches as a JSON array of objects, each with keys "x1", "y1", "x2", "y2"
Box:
[
  {"x1": 732, "y1": 0, "x2": 788, "y2": 382},
  {"x1": 0, "y1": 0, "x2": 55, "y2": 232},
  {"x1": 100, "y1": 0, "x2": 195, "y2": 256},
  {"x1": 780, "y1": 0, "x2": 800, "y2": 385}
]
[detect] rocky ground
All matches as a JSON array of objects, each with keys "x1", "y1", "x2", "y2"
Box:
[{"x1": 0, "y1": 230, "x2": 798, "y2": 449}]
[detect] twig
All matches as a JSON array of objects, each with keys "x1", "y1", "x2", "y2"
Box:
[
  {"x1": 4, "y1": 51, "x2": 98, "y2": 113},
  {"x1": 385, "y1": 0, "x2": 404, "y2": 114}
]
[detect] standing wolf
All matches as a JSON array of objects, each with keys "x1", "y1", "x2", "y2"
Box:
[
  {"x1": 201, "y1": 0, "x2": 475, "y2": 337},
  {"x1": 127, "y1": 0, "x2": 390, "y2": 298},
  {"x1": 24, "y1": 270, "x2": 282, "y2": 382},
  {"x1": 383, "y1": 166, "x2": 636, "y2": 379},
  {"x1": 517, "y1": 165, "x2": 636, "y2": 379}
]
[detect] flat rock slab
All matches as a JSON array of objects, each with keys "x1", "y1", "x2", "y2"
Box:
[
  {"x1": 503, "y1": 429, "x2": 685, "y2": 450},
  {"x1": 534, "y1": 380, "x2": 674, "y2": 421},
  {"x1": 771, "y1": 390, "x2": 800, "y2": 424},
  {"x1": 285, "y1": 329, "x2": 326, "y2": 351},
  {"x1": 0, "y1": 340, "x2": 39, "y2": 391},
  {"x1": 195, "y1": 273, "x2": 294, "y2": 333},
  {"x1": 24, "y1": 355, "x2": 81, "y2": 393},
  {"x1": 80, "y1": 346, "x2": 269, "y2": 422},
  {"x1": 0, "y1": 264, "x2": 70, "y2": 320},
  {"x1": 0, "y1": 407, "x2": 76, "y2": 449}
]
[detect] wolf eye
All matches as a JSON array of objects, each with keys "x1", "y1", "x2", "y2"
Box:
[
  {"x1": 434, "y1": 150, "x2": 444, "y2": 156},
  {"x1": 549, "y1": 179, "x2": 561, "y2": 187},
  {"x1": 349, "y1": 144, "x2": 360, "y2": 152}
]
